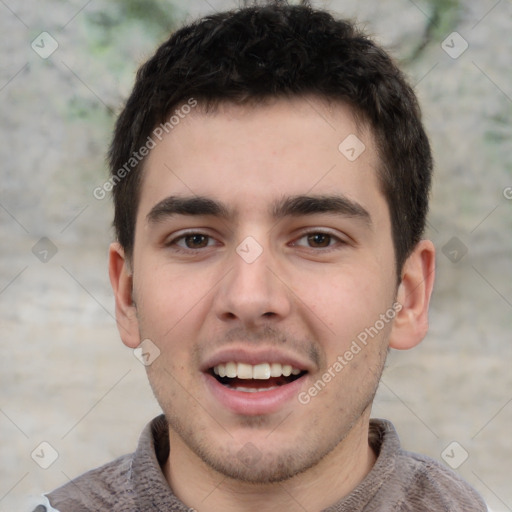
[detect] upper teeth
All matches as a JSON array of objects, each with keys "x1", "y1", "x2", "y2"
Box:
[{"x1": 213, "y1": 362, "x2": 302, "y2": 380}]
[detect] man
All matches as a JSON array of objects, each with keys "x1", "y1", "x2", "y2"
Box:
[{"x1": 35, "y1": 2, "x2": 487, "y2": 511}]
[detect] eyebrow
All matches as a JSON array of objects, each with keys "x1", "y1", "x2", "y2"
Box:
[
  {"x1": 146, "y1": 194, "x2": 372, "y2": 227},
  {"x1": 271, "y1": 194, "x2": 371, "y2": 226},
  {"x1": 147, "y1": 196, "x2": 230, "y2": 224}
]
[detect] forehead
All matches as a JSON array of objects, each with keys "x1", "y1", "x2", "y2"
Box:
[{"x1": 138, "y1": 97, "x2": 384, "y2": 220}]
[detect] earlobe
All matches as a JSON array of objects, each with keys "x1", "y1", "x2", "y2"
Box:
[
  {"x1": 389, "y1": 240, "x2": 436, "y2": 350},
  {"x1": 108, "y1": 242, "x2": 141, "y2": 349}
]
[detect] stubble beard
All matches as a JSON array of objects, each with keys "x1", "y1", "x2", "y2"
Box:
[
  {"x1": 150, "y1": 362, "x2": 385, "y2": 485},
  {"x1": 143, "y1": 323, "x2": 389, "y2": 485}
]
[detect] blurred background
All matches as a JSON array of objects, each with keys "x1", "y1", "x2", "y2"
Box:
[{"x1": 1, "y1": 0, "x2": 511, "y2": 510}]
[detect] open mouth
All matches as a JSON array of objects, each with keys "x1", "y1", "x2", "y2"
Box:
[{"x1": 209, "y1": 362, "x2": 307, "y2": 392}]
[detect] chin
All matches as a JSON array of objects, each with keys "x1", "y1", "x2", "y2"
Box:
[{"x1": 201, "y1": 450, "x2": 317, "y2": 484}]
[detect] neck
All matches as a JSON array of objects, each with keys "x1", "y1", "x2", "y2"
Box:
[{"x1": 164, "y1": 412, "x2": 377, "y2": 512}]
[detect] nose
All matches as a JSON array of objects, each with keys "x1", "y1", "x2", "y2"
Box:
[{"x1": 213, "y1": 238, "x2": 292, "y2": 327}]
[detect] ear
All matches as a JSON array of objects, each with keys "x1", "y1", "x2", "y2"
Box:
[
  {"x1": 389, "y1": 239, "x2": 436, "y2": 350},
  {"x1": 108, "y1": 242, "x2": 141, "y2": 349}
]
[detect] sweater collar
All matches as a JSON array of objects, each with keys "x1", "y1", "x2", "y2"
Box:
[{"x1": 131, "y1": 415, "x2": 399, "y2": 512}]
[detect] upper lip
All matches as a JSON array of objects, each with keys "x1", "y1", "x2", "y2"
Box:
[{"x1": 201, "y1": 346, "x2": 313, "y2": 373}]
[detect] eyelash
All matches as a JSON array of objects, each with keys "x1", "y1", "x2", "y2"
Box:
[
  {"x1": 164, "y1": 231, "x2": 218, "y2": 254},
  {"x1": 165, "y1": 230, "x2": 346, "y2": 254},
  {"x1": 291, "y1": 231, "x2": 345, "y2": 251}
]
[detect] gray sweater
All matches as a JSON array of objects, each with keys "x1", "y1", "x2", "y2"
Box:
[{"x1": 34, "y1": 415, "x2": 488, "y2": 511}]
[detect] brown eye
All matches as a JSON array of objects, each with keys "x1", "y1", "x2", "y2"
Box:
[
  {"x1": 183, "y1": 234, "x2": 210, "y2": 248},
  {"x1": 306, "y1": 233, "x2": 332, "y2": 248}
]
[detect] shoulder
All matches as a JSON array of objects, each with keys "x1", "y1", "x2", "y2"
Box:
[
  {"x1": 30, "y1": 415, "x2": 170, "y2": 512},
  {"x1": 31, "y1": 453, "x2": 135, "y2": 512},
  {"x1": 368, "y1": 419, "x2": 487, "y2": 512},
  {"x1": 394, "y1": 448, "x2": 488, "y2": 511}
]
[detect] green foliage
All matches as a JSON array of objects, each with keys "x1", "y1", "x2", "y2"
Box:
[
  {"x1": 85, "y1": 0, "x2": 177, "y2": 60},
  {"x1": 60, "y1": 1, "x2": 177, "y2": 183},
  {"x1": 64, "y1": 0, "x2": 177, "y2": 123},
  {"x1": 425, "y1": 0, "x2": 461, "y2": 40},
  {"x1": 88, "y1": 0, "x2": 176, "y2": 38},
  {"x1": 402, "y1": 0, "x2": 461, "y2": 64}
]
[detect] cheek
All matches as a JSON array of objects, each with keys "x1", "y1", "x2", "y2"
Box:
[
  {"x1": 134, "y1": 260, "x2": 212, "y2": 328},
  {"x1": 133, "y1": 261, "x2": 223, "y2": 373},
  {"x1": 289, "y1": 263, "x2": 389, "y2": 339}
]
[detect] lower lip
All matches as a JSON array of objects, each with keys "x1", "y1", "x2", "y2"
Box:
[{"x1": 203, "y1": 372, "x2": 306, "y2": 416}]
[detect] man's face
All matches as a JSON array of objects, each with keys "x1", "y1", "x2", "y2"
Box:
[{"x1": 129, "y1": 98, "x2": 398, "y2": 482}]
